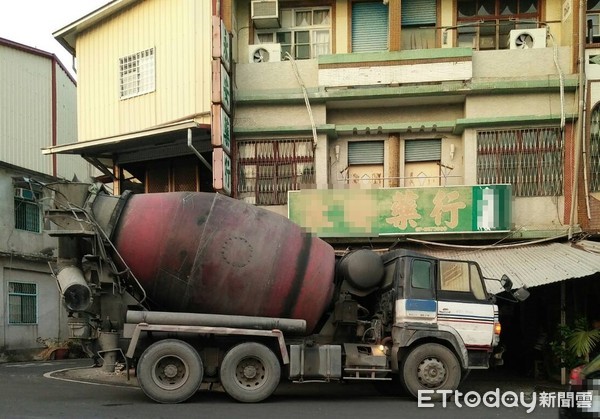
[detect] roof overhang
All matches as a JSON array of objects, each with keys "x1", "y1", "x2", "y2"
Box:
[
  {"x1": 53, "y1": 0, "x2": 141, "y2": 56},
  {"x1": 42, "y1": 120, "x2": 212, "y2": 181},
  {"x1": 410, "y1": 240, "x2": 600, "y2": 294},
  {"x1": 42, "y1": 120, "x2": 211, "y2": 158}
]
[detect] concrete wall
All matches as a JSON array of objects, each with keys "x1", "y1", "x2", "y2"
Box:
[
  {"x1": 0, "y1": 262, "x2": 67, "y2": 351},
  {"x1": 0, "y1": 165, "x2": 66, "y2": 352}
]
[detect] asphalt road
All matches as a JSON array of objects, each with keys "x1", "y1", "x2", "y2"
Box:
[{"x1": 0, "y1": 359, "x2": 556, "y2": 419}]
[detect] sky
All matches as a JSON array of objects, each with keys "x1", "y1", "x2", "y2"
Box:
[{"x1": 0, "y1": 0, "x2": 110, "y2": 77}]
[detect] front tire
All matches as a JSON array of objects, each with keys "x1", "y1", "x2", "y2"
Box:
[
  {"x1": 137, "y1": 339, "x2": 204, "y2": 403},
  {"x1": 220, "y1": 342, "x2": 281, "y2": 403},
  {"x1": 401, "y1": 343, "x2": 461, "y2": 399}
]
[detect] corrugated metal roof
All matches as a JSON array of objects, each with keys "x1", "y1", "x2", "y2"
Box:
[{"x1": 411, "y1": 241, "x2": 600, "y2": 294}]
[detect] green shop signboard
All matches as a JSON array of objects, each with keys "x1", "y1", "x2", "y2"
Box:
[{"x1": 288, "y1": 185, "x2": 511, "y2": 237}]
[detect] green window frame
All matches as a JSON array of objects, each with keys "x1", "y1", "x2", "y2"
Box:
[
  {"x1": 14, "y1": 189, "x2": 42, "y2": 233},
  {"x1": 8, "y1": 282, "x2": 37, "y2": 325}
]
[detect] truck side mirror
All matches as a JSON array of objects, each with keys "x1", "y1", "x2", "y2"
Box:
[
  {"x1": 500, "y1": 274, "x2": 513, "y2": 293},
  {"x1": 511, "y1": 286, "x2": 530, "y2": 302}
]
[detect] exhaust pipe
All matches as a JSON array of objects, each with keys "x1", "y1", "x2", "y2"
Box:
[{"x1": 57, "y1": 266, "x2": 92, "y2": 312}]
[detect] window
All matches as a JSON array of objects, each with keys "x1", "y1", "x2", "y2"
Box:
[
  {"x1": 256, "y1": 7, "x2": 331, "y2": 59},
  {"x1": 14, "y1": 188, "x2": 42, "y2": 233},
  {"x1": 588, "y1": 0, "x2": 600, "y2": 44},
  {"x1": 352, "y1": 2, "x2": 388, "y2": 52},
  {"x1": 401, "y1": 0, "x2": 437, "y2": 50},
  {"x1": 439, "y1": 261, "x2": 487, "y2": 300},
  {"x1": 477, "y1": 127, "x2": 563, "y2": 197},
  {"x1": 590, "y1": 104, "x2": 600, "y2": 191},
  {"x1": 8, "y1": 282, "x2": 37, "y2": 324},
  {"x1": 237, "y1": 139, "x2": 315, "y2": 205},
  {"x1": 348, "y1": 141, "x2": 384, "y2": 187},
  {"x1": 411, "y1": 259, "x2": 432, "y2": 289},
  {"x1": 142, "y1": 156, "x2": 210, "y2": 193},
  {"x1": 119, "y1": 48, "x2": 155, "y2": 99},
  {"x1": 456, "y1": 0, "x2": 540, "y2": 50}
]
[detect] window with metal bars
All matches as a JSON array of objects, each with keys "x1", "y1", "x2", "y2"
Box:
[
  {"x1": 476, "y1": 127, "x2": 563, "y2": 197},
  {"x1": 456, "y1": 0, "x2": 540, "y2": 50},
  {"x1": 237, "y1": 139, "x2": 315, "y2": 205},
  {"x1": 590, "y1": 105, "x2": 600, "y2": 192},
  {"x1": 8, "y1": 282, "x2": 37, "y2": 324},
  {"x1": 14, "y1": 193, "x2": 42, "y2": 233},
  {"x1": 119, "y1": 48, "x2": 155, "y2": 99}
]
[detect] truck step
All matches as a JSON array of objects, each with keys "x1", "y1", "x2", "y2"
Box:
[{"x1": 343, "y1": 367, "x2": 392, "y2": 380}]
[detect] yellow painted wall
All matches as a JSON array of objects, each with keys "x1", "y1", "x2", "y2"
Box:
[{"x1": 75, "y1": 0, "x2": 212, "y2": 142}]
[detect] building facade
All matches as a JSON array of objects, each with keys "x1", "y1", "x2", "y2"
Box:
[
  {"x1": 0, "y1": 162, "x2": 69, "y2": 355},
  {"x1": 47, "y1": 0, "x2": 600, "y2": 369},
  {"x1": 0, "y1": 38, "x2": 90, "y2": 354}
]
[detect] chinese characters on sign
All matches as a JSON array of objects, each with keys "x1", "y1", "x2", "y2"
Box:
[
  {"x1": 288, "y1": 185, "x2": 511, "y2": 237},
  {"x1": 211, "y1": 17, "x2": 232, "y2": 195}
]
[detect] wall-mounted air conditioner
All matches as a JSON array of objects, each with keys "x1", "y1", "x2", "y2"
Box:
[
  {"x1": 248, "y1": 44, "x2": 282, "y2": 63},
  {"x1": 509, "y1": 28, "x2": 547, "y2": 49},
  {"x1": 14, "y1": 187, "x2": 36, "y2": 201},
  {"x1": 251, "y1": 0, "x2": 280, "y2": 29}
]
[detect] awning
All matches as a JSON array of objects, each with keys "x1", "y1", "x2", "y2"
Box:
[
  {"x1": 409, "y1": 241, "x2": 600, "y2": 294},
  {"x1": 42, "y1": 119, "x2": 210, "y2": 157}
]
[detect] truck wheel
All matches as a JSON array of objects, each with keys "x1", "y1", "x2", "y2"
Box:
[
  {"x1": 220, "y1": 342, "x2": 281, "y2": 403},
  {"x1": 137, "y1": 339, "x2": 203, "y2": 403},
  {"x1": 401, "y1": 343, "x2": 460, "y2": 399}
]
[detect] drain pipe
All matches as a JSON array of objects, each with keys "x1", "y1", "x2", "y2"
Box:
[
  {"x1": 569, "y1": 0, "x2": 586, "y2": 239},
  {"x1": 187, "y1": 128, "x2": 212, "y2": 172}
]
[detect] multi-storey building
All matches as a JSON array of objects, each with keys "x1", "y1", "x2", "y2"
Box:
[
  {"x1": 0, "y1": 38, "x2": 90, "y2": 355},
  {"x1": 48, "y1": 0, "x2": 600, "y2": 370}
]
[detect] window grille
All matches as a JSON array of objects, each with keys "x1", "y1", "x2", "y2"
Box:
[
  {"x1": 14, "y1": 191, "x2": 42, "y2": 233},
  {"x1": 476, "y1": 127, "x2": 563, "y2": 197},
  {"x1": 119, "y1": 48, "x2": 155, "y2": 99},
  {"x1": 237, "y1": 139, "x2": 315, "y2": 205},
  {"x1": 8, "y1": 282, "x2": 37, "y2": 324},
  {"x1": 456, "y1": 0, "x2": 540, "y2": 50},
  {"x1": 256, "y1": 7, "x2": 331, "y2": 59}
]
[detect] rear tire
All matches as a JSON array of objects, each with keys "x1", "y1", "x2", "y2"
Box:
[
  {"x1": 137, "y1": 339, "x2": 203, "y2": 403},
  {"x1": 401, "y1": 343, "x2": 461, "y2": 399},
  {"x1": 220, "y1": 342, "x2": 281, "y2": 403}
]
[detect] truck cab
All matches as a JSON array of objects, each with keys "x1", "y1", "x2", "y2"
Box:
[
  {"x1": 318, "y1": 249, "x2": 502, "y2": 398},
  {"x1": 385, "y1": 250, "x2": 500, "y2": 396}
]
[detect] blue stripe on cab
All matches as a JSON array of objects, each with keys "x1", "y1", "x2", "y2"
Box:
[{"x1": 406, "y1": 299, "x2": 437, "y2": 312}]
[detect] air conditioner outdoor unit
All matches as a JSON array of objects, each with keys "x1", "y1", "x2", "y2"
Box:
[
  {"x1": 14, "y1": 187, "x2": 36, "y2": 201},
  {"x1": 509, "y1": 28, "x2": 547, "y2": 49},
  {"x1": 251, "y1": 0, "x2": 280, "y2": 29},
  {"x1": 248, "y1": 44, "x2": 282, "y2": 63}
]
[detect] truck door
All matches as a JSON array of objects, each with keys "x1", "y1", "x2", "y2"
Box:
[
  {"x1": 436, "y1": 260, "x2": 495, "y2": 350},
  {"x1": 395, "y1": 258, "x2": 437, "y2": 325}
]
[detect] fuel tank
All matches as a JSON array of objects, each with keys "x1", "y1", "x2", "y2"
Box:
[{"x1": 110, "y1": 192, "x2": 335, "y2": 334}]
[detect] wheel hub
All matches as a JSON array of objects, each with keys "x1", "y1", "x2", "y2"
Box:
[
  {"x1": 417, "y1": 357, "x2": 446, "y2": 388},
  {"x1": 243, "y1": 365, "x2": 257, "y2": 379},
  {"x1": 163, "y1": 363, "x2": 179, "y2": 379}
]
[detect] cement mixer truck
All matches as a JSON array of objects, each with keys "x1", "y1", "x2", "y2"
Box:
[{"x1": 45, "y1": 181, "x2": 526, "y2": 404}]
